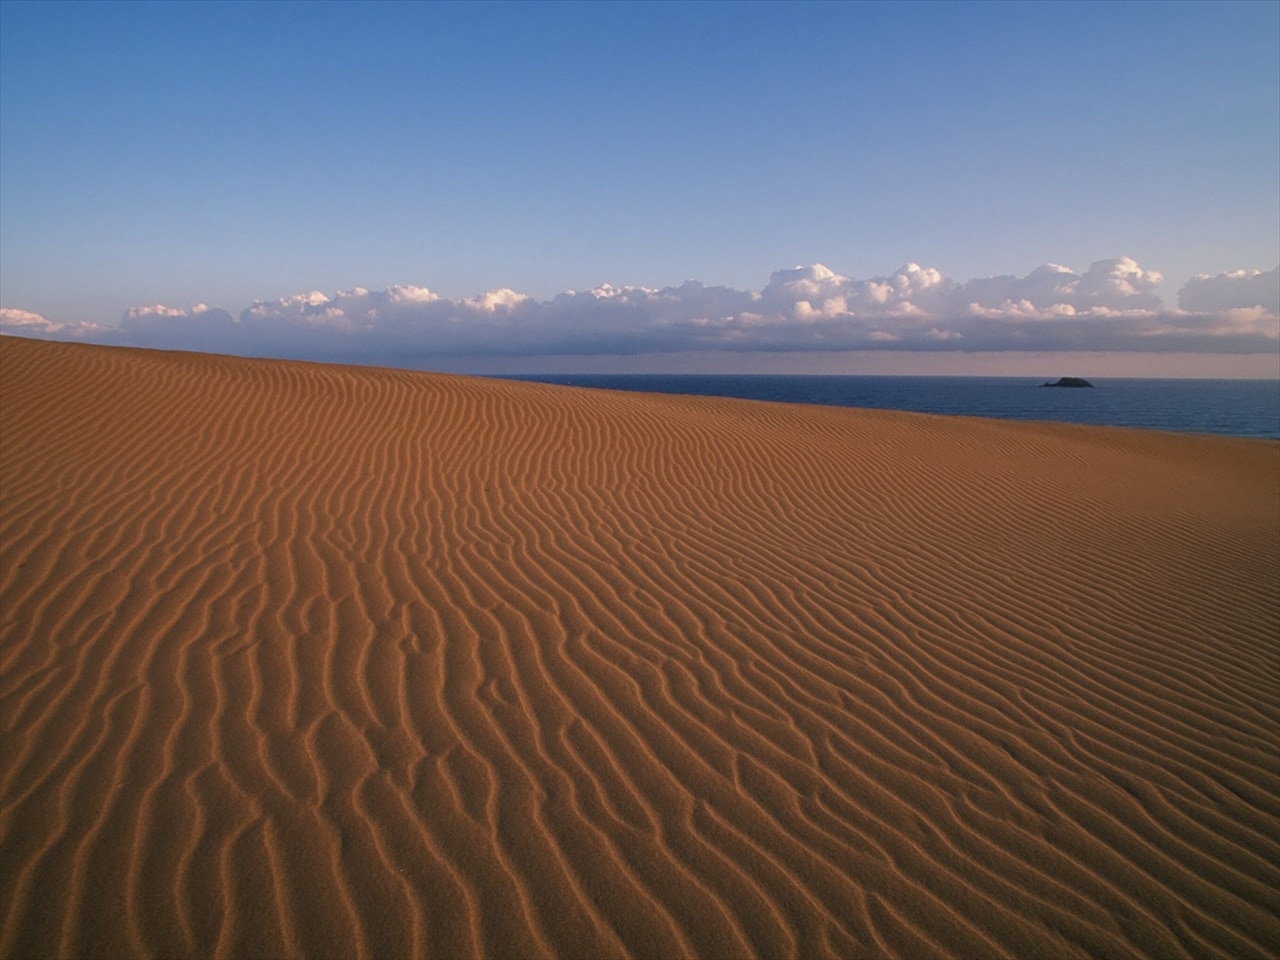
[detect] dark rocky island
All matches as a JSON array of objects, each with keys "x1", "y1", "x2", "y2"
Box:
[{"x1": 1042, "y1": 377, "x2": 1094, "y2": 388}]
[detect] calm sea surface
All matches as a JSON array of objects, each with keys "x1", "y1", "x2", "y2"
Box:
[{"x1": 507, "y1": 375, "x2": 1280, "y2": 440}]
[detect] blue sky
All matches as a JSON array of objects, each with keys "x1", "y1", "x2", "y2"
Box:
[{"x1": 2, "y1": 0, "x2": 1277, "y2": 375}]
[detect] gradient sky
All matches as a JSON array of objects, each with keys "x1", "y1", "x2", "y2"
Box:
[{"x1": 2, "y1": 0, "x2": 1277, "y2": 375}]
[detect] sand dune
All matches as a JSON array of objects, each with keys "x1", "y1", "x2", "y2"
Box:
[{"x1": 1, "y1": 335, "x2": 1277, "y2": 959}]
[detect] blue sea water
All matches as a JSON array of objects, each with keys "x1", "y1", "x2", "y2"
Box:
[{"x1": 508, "y1": 375, "x2": 1280, "y2": 440}]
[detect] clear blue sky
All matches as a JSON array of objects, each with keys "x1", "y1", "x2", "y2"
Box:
[{"x1": 2, "y1": 0, "x2": 1277, "y2": 374}]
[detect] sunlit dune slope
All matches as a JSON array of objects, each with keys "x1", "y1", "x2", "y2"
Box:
[{"x1": 1, "y1": 335, "x2": 1277, "y2": 959}]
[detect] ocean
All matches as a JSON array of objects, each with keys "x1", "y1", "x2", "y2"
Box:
[{"x1": 507, "y1": 375, "x2": 1280, "y2": 440}]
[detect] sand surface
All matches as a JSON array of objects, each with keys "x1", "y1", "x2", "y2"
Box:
[{"x1": 1, "y1": 335, "x2": 1277, "y2": 959}]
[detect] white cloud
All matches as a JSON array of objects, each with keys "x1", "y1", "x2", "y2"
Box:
[
  {"x1": 955, "y1": 258, "x2": 1163, "y2": 319},
  {"x1": 0, "y1": 307, "x2": 56, "y2": 330},
  {"x1": 125, "y1": 304, "x2": 188, "y2": 319},
  {"x1": 1178, "y1": 266, "x2": 1280, "y2": 314},
  {"x1": 463, "y1": 288, "x2": 532, "y2": 313},
  {"x1": 387, "y1": 285, "x2": 439, "y2": 304},
  {"x1": 4, "y1": 257, "x2": 1276, "y2": 362},
  {"x1": 116, "y1": 302, "x2": 238, "y2": 351},
  {"x1": 0, "y1": 307, "x2": 109, "y2": 338},
  {"x1": 760, "y1": 262, "x2": 954, "y2": 320}
]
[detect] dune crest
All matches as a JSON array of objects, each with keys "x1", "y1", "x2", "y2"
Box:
[{"x1": 1, "y1": 336, "x2": 1277, "y2": 959}]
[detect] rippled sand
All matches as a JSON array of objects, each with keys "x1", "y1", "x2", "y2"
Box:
[{"x1": 2, "y1": 335, "x2": 1277, "y2": 958}]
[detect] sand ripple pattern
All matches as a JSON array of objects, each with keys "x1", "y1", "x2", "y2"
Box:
[{"x1": 2, "y1": 337, "x2": 1278, "y2": 959}]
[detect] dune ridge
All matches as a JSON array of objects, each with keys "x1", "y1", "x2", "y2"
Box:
[{"x1": 1, "y1": 335, "x2": 1277, "y2": 959}]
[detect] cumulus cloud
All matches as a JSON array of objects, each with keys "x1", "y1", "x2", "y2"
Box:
[
  {"x1": 463, "y1": 288, "x2": 531, "y2": 313},
  {"x1": 957, "y1": 258, "x2": 1164, "y2": 319},
  {"x1": 4, "y1": 257, "x2": 1277, "y2": 362},
  {"x1": 0, "y1": 307, "x2": 110, "y2": 339},
  {"x1": 1178, "y1": 266, "x2": 1280, "y2": 314},
  {"x1": 117, "y1": 302, "x2": 237, "y2": 352},
  {"x1": 0, "y1": 307, "x2": 55, "y2": 331}
]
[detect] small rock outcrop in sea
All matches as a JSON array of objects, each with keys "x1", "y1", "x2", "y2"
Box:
[{"x1": 1041, "y1": 377, "x2": 1094, "y2": 388}]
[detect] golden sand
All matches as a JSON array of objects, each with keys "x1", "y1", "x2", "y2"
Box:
[{"x1": 1, "y1": 335, "x2": 1277, "y2": 958}]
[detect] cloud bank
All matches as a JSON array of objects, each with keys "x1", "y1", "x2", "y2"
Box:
[{"x1": 4, "y1": 258, "x2": 1277, "y2": 364}]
